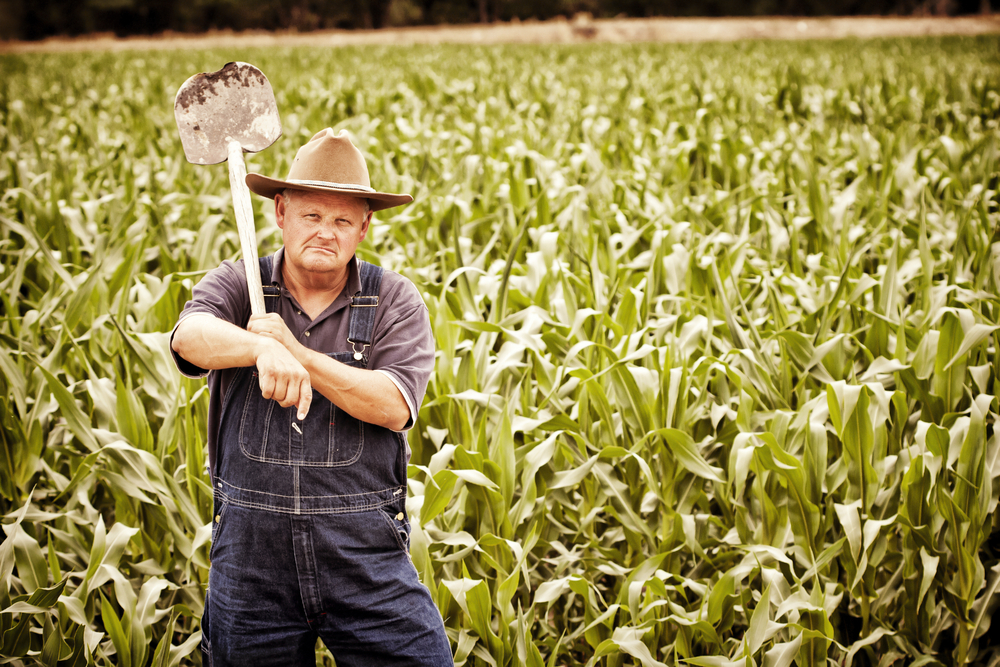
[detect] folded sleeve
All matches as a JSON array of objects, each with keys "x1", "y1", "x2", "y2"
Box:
[
  {"x1": 368, "y1": 275, "x2": 435, "y2": 432},
  {"x1": 170, "y1": 260, "x2": 251, "y2": 378}
]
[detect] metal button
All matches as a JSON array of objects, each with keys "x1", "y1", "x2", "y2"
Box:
[
  {"x1": 215, "y1": 515, "x2": 221, "y2": 523},
  {"x1": 305, "y1": 331, "x2": 310, "y2": 337},
  {"x1": 297, "y1": 310, "x2": 302, "y2": 315},
  {"x1": 396, "y1": 512, "x2": 404, "y2": 521}
]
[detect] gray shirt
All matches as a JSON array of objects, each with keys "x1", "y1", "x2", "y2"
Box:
[{"x1": 170, "y1": 248, "x2": 434, "y2": 475}]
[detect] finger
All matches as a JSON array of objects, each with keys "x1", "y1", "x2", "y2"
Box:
[
  {"x1": 248, "y1": 313, "x2": 279, "y2": 331},
  {"x1": 247, "y1": 314, "x2": 266, "y2": 332},
  {"x1": 281, "y1": 378, "x2": 299, "y2": 409},
  {"x1": 258, "y1": 371, "x2": 276, "y2": 400},
  {"x1": 249, "y1": 324, "x2": 278, "y2": 337},
  {"x1": 297, "y1": 381, "x2": 312, "y2": 421},
  {"x1": 276, "y1": 376, "x2": 297, "y2": 407}
]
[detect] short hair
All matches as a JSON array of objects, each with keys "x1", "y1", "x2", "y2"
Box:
[{"x1": 281, "y1": 188, "x2": 370, "y2": 216}]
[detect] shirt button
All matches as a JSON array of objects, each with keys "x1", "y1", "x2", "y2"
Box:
[
  {"x1": 396, "y1": 512, "x2": 404, "y2": 521},
  {"x1": 215, "y1": 515, "x2": 221, "y2": 523},
  {"x1": 304, "y1": 331, "x2": 310, "y2": 337},
  {"x1": 298, "y1": 310, "x2": 302, "y2": 315}
]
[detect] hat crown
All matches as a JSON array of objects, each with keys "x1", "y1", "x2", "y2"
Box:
[
  {"x1": 286, "y1": 129, "x2": 371, "y2": 189},
  {"x1": 244, "y1": 127, "x2": 412, "y2": 211}
]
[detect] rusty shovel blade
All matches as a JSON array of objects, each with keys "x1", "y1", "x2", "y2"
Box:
[
  {"x1": 173, "y1": 61, "x2": 280, "y2": 319},
  {"x1": 174, "y1": 61, "x2": 281, "y2": 165}
]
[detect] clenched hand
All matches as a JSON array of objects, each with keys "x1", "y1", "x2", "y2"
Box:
[
  {"x1": 248, "y1": 313, "x2": 303, "y2": 353},
  {"x1": 250, "y1": 320, "x2": 312, "y2": 420}
]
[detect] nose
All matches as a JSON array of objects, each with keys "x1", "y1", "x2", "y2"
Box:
[{"x1": 315, "y1": 222, "x2": 336, "y2": 239}]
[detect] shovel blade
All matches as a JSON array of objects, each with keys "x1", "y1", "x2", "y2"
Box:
[{"x1": 174, "y1": 62, "x2": 281, "y2": 165}]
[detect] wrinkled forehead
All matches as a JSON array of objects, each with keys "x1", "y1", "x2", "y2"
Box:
[{"x1": 281, "y1": 189, "x2": 370, "y2": 216}]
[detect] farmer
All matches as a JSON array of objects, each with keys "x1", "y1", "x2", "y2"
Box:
[{"x1": 170, "y1": 128, "x2": 451, "y2": 665}]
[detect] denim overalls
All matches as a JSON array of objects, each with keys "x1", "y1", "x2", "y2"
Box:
[{"x1": 201, "y1": 257, "x2": 452, "y2": 666}]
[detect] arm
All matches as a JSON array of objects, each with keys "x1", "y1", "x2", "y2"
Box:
[
  {"x1": 247, "y1": 313, "x2": 410, "y2": 431},
  {"x1": 172, "y1": 313, "x2": 313, "y2": 420}
]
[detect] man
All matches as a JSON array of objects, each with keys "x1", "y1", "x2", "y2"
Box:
[{"x1": 170, "y1": 129, "x2": 452, "y2": 665}]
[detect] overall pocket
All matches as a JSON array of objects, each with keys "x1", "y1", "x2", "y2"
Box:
[
  {"x1": 236, "y1": 361, "x2": 364, "y2": 467},
  {"x1": 209, "y1": 495, "x2": 230, "y2": 562},
  {"x1": 377, "y1": 504, "x2": 412, "y2": 553}
]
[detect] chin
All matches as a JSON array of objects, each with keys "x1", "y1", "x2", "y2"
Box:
[
  {"x1": 301, "y1": 259, "x2": 342, "y2": 274},
  {"x1": 295, "y1": 249, "x2": 336, "y2": 262}
]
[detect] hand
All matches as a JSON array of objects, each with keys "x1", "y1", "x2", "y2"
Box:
[
  {"x1": 248, "y1": 313, "x2": 301, "y2": 354},
  {"x1": 253, "y1": 337, "x2": 312, "y2": 420}
]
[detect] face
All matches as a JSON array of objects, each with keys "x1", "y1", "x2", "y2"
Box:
[{"x1": 275, "y1": 190, "x2": 371, "y2": 284}]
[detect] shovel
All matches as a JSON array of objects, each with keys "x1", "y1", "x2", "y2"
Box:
[{"x1": 173, "y1": 62, "x2": 281, "y2": 318}]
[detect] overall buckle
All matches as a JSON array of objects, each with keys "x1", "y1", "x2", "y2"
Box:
[{"x1": 348, "y1": 339, "x2": 369, "y2": 361}]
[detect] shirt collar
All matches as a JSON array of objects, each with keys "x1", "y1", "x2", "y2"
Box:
[
  {"x1": 270, "y1": 247, "x2": 285, "y2": 287},
  {"x1": 343, "y1": 255, "x2": 362, "y2": 299}
]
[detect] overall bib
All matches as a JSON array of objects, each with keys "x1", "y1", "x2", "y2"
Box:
[{"x1": 201, "y1": 257, "x2": 452, "y2": 666}]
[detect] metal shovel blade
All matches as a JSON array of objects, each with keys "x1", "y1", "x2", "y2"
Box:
[{"x1": 174, "y1": 62, "x2": 281, "y2": 165}]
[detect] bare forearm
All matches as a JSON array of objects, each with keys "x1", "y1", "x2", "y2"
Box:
[
  {"x1": 172, "y1": 314, "x2": 262, "y2": 370},
  {"x1": 181, "y1": 312, "x2": 409, "y2": 429},
  {"x1": 297, "y1": 348, "x2": 410, "y2": 431},
  {"x1": 174, "y1": 314, "x2": 313, "y2": 419}
]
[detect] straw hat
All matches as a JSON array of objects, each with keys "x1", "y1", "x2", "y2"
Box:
[{"x1": 246, "y1": 128, "x2": 412, "y2": 212}]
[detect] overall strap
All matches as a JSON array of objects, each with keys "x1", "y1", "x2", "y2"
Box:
[
  {"x1": 347, "y1": 260, "x2": 384, "y2": 361},
  {"x1": 258, "y1": 255, "x2": 281, "y2": 314}
]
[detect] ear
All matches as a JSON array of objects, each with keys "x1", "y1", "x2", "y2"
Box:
[
  {"x1": 359, "y1": 210, "x2": 372, "y2": 242},
  {"x1": 274, "y1": 194, "x2": 287, "y2": 230}
]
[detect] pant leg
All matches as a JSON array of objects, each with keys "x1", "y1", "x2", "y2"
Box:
[
  {"x1": 203, "y1": 504, "x2": 317, "y2": 666},
  {"x1": 308, "y1": 507, "x2": 453, "y2": 666}
]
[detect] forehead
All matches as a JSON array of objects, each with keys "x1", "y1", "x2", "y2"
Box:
[{"x1": 286, "y1": 190, "x2": 367, "y2": 216}]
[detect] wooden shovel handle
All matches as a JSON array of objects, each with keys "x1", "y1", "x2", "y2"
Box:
[{"x1": 228, "y1": 140, "x2": 267, "y2": 318}]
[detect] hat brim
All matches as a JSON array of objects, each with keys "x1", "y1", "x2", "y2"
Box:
[{"x1": 245, "y1": 173, "x2": 413, "y2": 212}]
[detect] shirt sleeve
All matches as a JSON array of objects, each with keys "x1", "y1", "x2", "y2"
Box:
[
  {"x1": 368, "y1": 274, "x2": 435, "y2": 432},
  {"x1": 170, "y1": 260, "x2": 251, "y2": 378}
]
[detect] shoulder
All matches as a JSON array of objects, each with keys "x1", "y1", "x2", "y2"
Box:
[
  {"x1": 368, "y1": 265, "x2": 432, "y2": 347},
  {"x1": 374, "y1": 266, "x2": 426, "y2": 313},
  {"x1": 184, "y1": 258, "x2": 252, "y2": 326},
  {"x1": 196, "y1": 259, "x2": 248, "y2": 293}
]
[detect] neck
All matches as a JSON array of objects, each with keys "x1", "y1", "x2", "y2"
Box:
[{"x1": 281, "y1": 261, "x2": 350, "y2": 319}]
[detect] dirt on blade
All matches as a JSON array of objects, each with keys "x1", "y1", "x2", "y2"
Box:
[{"x1": 1, "y1": 15, "x2": 998, "y2": 53}]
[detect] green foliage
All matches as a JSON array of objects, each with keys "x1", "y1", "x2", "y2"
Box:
[{"x1": 2, "y1": 36, "x2": 1000, "y2": 665}]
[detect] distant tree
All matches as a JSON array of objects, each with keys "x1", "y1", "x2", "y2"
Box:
[
  {"x1": 2, "y1": 0, "x2": 993, "y2": 41},
  {"x1": 0, "y1": 0, "x2": 25, "y2": 39}
]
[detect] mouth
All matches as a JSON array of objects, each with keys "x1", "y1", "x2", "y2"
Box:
[{"x1": 307, "y1": 246, "x2": 337, "y2": 255}]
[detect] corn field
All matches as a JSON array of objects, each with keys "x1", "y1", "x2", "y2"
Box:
[{"x1": 2, "y1": 36, "x2": 1000, "y2": 666}]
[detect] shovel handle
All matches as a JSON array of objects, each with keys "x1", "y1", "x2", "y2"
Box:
[{"x1": 228, "y1": 140, "x2": 267, "y2": 318}]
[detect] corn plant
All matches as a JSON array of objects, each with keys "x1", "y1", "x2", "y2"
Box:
[{"x1": 1, "y1": 37, "x2": 999, "y2": 666}]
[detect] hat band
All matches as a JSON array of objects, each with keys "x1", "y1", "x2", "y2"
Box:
[{"x1": 286, "y1": 178, "x2": 376, "y2": 193}]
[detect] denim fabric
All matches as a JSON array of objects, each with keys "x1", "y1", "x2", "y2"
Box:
[
  {"x1": 202, "y1": 502, "x2": 452, "y2": 666},
  {"x1": 201, "y1": 262, "x2": 451, "y2": 665}
]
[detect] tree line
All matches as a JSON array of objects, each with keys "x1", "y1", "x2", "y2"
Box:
[{"x1": 0, "y1": 0, "x2": 993, "y2": 44}]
